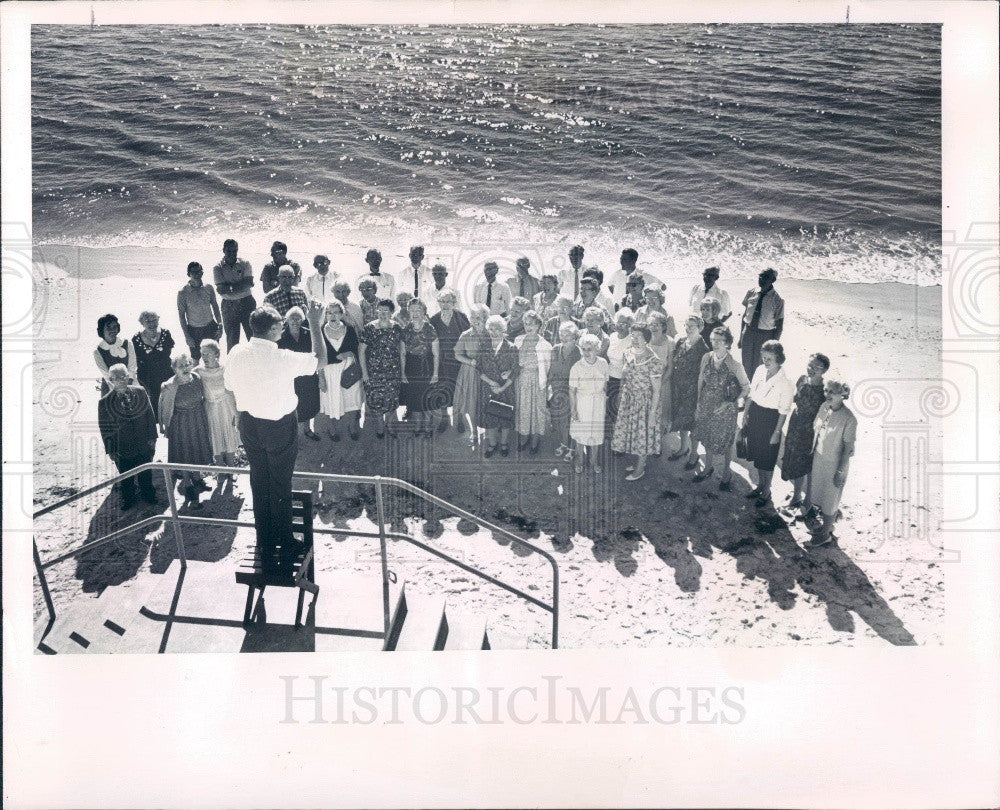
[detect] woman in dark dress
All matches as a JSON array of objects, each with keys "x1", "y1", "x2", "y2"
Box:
[
  {"x1": 780, "y1": 352, "x2": 830, "y2": 509},
  {"x1": 132, "y1": 310, "x2": 175, "y2": 420},
  {"x1": 157, "y1": 353, "x2": 212, "y2": 509},
  {"x1": 94, "y1": 313, "x2": 138, "y2": 396},
  {"x1": 669, "y1": 314, "x2": 710, "y2": 467},
  {"x1": 400, "y1": 299, "x2": 440, "y2": 437},
  {"x1": 429, "y1": 288, "x2": 470, "y2": 433},
  {"x1": 277, "y1": 306, "x2": 322, "y2": 441},
  {"x1": 359, "y1": 299, "x2": 404, "y2": 438},
  {"x1": 478, "y1": 314, "x2": 518, "y2": 457}
]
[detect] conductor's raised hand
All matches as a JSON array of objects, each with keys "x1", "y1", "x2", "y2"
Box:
[{"x1": 307, "y1": 299, "x2": 325, "y2": 325}]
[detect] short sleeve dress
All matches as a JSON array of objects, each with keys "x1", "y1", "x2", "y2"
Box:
[
  {"x1": 570, "y1": 356, "x2": 610, "y2": 446},
  {"x1": 401, "y1": 320, "x2": 438, "y2": 412},
  {"x1": 453, "y1": 327, "x2": 489, "y2": 418},
  {"x1": 670, "y1": 335, "x2": 709, "y2": 433},
  {"x1": 132, "y1": 328, "x2": 175, "y2": 420},
  {"x1": 198, "y1": 364, "x2": 240, "y2": 455},
  {"x1": 611, "y1": 348, "x2": 663, "y2": 456},
  {"x1": 478, "y1": 339, "x2": 518, "y2": 429}
]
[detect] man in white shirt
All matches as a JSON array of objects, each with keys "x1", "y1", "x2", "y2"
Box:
[
  {"x1": 607, "y1": 248, "x2": 661, "y2": 297},
  {"x1": 506, "y1": 256, "x2": 542, "y2": 301},
  {"x1": 689, "y1": 266, "x2": 732, "y2": 320},
  {"x1": 305, "y1": 254, "x2": 339, "y2": 305},
  {"x1": 581, "y1": 267, "x2": 615, "y2": 313},
  {"x1": 224, "y1": 301, "x2": 325, "y2": 573},
  {"x1": 558, "y1": 245, "x2": 586, "y2": 301},
  {"x1": 402, "y1": 245, "x2": 434, "y2": 301},
  {"x1": 472, "y1": 261, "x2": 511, "y2": 316},
  {"x1": 359, "y1": 248, "x2": 395, "y2": 301},
  {"x1": 424, "y1": 264, "x2": 459, "y2": 317}
]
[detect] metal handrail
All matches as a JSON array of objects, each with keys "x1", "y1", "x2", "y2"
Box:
[{"x1": 33, "y1": 461, "x2": 559, "y2": 648}]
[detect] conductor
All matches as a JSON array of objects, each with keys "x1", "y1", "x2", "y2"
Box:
[{"x1": 224, "y1": 300, "x2": 326, "y2": 572}]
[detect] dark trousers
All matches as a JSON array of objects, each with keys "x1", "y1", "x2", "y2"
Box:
[
  {"x1": 238, "y1": 410, "x2": 298, "y2": 563},
  {"x1": 115, "y1": 451, "x2": 155, "y2": 502},
  {"x1": 221, "y1": 295, "x2": 257, "y2": 352},
  {"x1": 740, "y1": 327, "x2": 778, "y2": 378},
  {"x1": 186, "y1": 322, "x2": 221, "y2": 363}
]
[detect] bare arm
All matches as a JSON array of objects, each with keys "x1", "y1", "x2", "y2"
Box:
[
  {"x1": 207, "y1": 285, "x2": 222, "y2": 324},
  {"x1": 430, "y1": 338, "x2": 440, "y2": 380}
]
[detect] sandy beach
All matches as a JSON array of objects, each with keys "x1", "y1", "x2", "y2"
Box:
[{"x1": 31, "y1": 244, "x2": 945, "y2": 648}]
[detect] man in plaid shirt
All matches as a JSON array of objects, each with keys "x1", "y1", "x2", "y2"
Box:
[{"x1": 262, "y1": 265, "x2": 309, "y2": 317}]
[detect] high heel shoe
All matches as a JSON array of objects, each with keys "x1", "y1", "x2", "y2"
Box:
[
  {"x1": 683, "y1": 459, "x2": 700, "y2": 471},
  {"x1": 693, "y1": 467, "x2": 714, "y2": 482},
  {"x1": 500, "y1": 444, "x2": 510, "y2": 457},
  {"x1": 667, "y1": 449, "x2": 688, "y2": 461}
]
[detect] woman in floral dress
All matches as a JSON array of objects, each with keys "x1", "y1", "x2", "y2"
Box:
[
  {"x1": 478, "y1": 315, "x2": 518, "y2": 457},
  {"x1": 197, "y1": 339, "x2": 240, "y2": 475},
  {"x1": 359, "y1": 299, "x2": 404, "y2": 438},
  {"x1": 158, "y1": 353, "x2": 212, "y2": 508},
  {"x1": 611, "y1": 324, "x2": 663, "y2": 481},
  {"x1": 780, "y1": 352, "x2": 831, "y2": 509},
  {"x1": 693, "y1": 326, "x2": 750, "y2": 491},
  {"x1": 132, "y1": 310, "x2": 174, "y2": 420},
  {"x1": 400, "y1": 299, "x2": 440, "y2": 437}
]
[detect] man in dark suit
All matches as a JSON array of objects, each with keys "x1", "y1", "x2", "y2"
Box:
[{"x1": 98, "y1": 363, "x2": 158, "y2": 510}]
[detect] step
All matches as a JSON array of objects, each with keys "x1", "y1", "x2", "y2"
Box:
[
  {"x1": 34, "y1": 594, "x2": 107, "y2": 654},
  {"x1": 442, "y1": 609, "x2": 490, "y2": 651},
  {"x1": 389, "y1": 588, "x2": 448, "y2": 651},
  {"x1": 312, "y1": 571, "x2": 403, "y2": 653},
  {"x1": 83, "y1": 577, "x2": 178, "y2": 654}
]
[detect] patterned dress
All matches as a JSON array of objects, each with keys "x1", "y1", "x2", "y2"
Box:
[
  {"x1": 198, "y1": 364, "x2": 240, "y2": 455},
  {"x1": 780, "y1": 376, "x2": 827, "y2": 480},
  {"x1": 611, "y1": 348, "x2": 663, "y2": 456},
  {"x1": 165, "y1": 375, "x2": 214, "y2": 466},
  {"x1": 694, "y1": 352, "x2": 743, "y2": 455},
  {"x1": 429, "y1": 310, "x2": 470, "y2": 410},
  {"x1": 649, "y1": 336, "x2": 675, "y2": 432},
  {"x1": 514, "y1": 333, "x2": 550, "y2": 435},
  {"x1": 570, "y1": 357, "x2": 610, "y2": 446},
  {"x1": 547, "y1": 342, "x2": 581, "y2": 438},
  {"x1": 132, "y1": 329, "x2": 174, "y2": 420},
  {"x1": 478, "y1": 339, "x2": 518, "y2": 429},
  {"x1": 670, "y1": 335, "x2": 709, "y2": 432},
  {"x1": 401, "y1": 320, "x2": 438, "y2": 412},
  {"x1": 361, "y1": 321, "x2": 403, "y2": 414},
  {"x1": 453, "y1": 328, "x2": 488, "y2": 418}
]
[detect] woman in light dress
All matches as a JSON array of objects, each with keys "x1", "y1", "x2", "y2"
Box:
[
  {"x1": 605, "y1": 307, "x2": 634, "y2": 436},
  {"x1": 646, "y1": 311, "x2": 675, "y2": 456},
  {"x1": 453, "y1": 303, "x2": 490, "y2": 444},
  {"x1": 197, "y1": 339, "x2": 239, "y2": 478},
  {"x1": 569, "y1": 333, "x2": 610, "y2": 474},
  {"x1": 634, "y1": 286, "x2": 676, "y2": 337},
  {"x1": 803, "y1": 379, "x2": 858, "y2": 547},
  {"x1": 513, "y1": 310, "x2": 551, "y2": 454},
  {"x1": 318, "y1": 300, "x2": 362, "y2": 441},
  {"x1": 611, "y1": 324, "x2": 663, "y2": 481},
  {"x1": 532, "y1": 274, "x2": 561, "y2": 323}
]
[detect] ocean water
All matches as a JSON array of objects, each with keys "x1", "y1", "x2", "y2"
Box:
[{"x1": 32, "y1": 24, "x2": 941, "y2": 284}]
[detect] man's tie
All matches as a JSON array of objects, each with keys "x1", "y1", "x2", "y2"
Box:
[
  {"x1": 574, "y1": 269, "x2": 579, "y2": 300},
  {"x1": 519, "y1": 277, "x2": 525, "y2": 297},
  {"x1": 486, "y1": 282, "x2": 493, "y2": 309},
  {"x1": 750, "y1": 289, "x2": 766, "y2": 329},
  {"x1": 414, "y1": 267, "x2": 419, "y2": 298}
]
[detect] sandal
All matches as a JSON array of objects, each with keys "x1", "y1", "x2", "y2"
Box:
[
  {"x1": 693, "y1": 467, "x2": 714, "y2": 482},
  {"x1": 484, "y1": 445, "x2": 496, "y2": 458},
  {"x1": 304, "y1": 428, "x2": 321, "y2": 441},
  {"x1": 625, "y1": 468, "x2": 646, "y2": 481}
]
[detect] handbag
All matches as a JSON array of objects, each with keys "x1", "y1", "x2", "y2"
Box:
[
  {"x1": 736, "y1": 424, "x2": 751, "y2": 460},
  {"x1": 339, "y1": 359, "x2": 363, "y2": 389},
  {"x1": 485, "y1": 397, "x2": 514, "y2": 421},
  {"x1": 723, "y1": 370, "x2": 742, "y2": 403}
]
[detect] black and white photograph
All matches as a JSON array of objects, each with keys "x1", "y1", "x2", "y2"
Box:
[
  {"x1": 3, "y1": 1, "x2": 998, "y2": 807},
  {"x1": 28, "y1": 18, "x2": 947, "y2": 654}
]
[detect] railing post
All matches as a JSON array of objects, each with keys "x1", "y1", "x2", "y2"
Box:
[
  {"x1": 33, "y1": 541, "x2": 57, "y2": 625},
  {"x1": 374, "y1": 477, "x2": 390, "y2": 643},
  {"x1": 551, "y1": 568, "x2": 559, "y2": 650},
  {"x1": 162, "y1": 467, "x2": 187, "y2": 568}
]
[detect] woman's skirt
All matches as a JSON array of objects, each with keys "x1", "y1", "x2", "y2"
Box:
[
  {"x1": 429, "y1": 360, "x2": 459, "y2": 410},
  {"x1": 167, "y1": 405, "x2": 214, "y2": 466},
  {"x1": 549, "y1": 383, "x2": 572, "y2": 438},
  {"x1": 453, "y1": 363, "x2": 479, "y2": 417},
  {"x1": 204, "y1": 396, "x2": 240, "y2": 456},
  {"x1": 321, "y1": 361, "x2": 363, "y2": 419},
  {"x1": 515, "y1": 372, "x2": 548, "y2": 435},
  {"x1": 402, "y1": 353, "x2": 434, "y2": 412},
  {"x1": 294, "y1": 374, "x2": 321, "y2": 423},
  {"x1": 479, "y1": 382, "x2": 515, "y2": 429},
  {"x1": 746, "y1": 400, "x2": 781, "y2": 471},
  {"x1": 605, "y1": 376, "x2": 621, "y2": 429}
]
